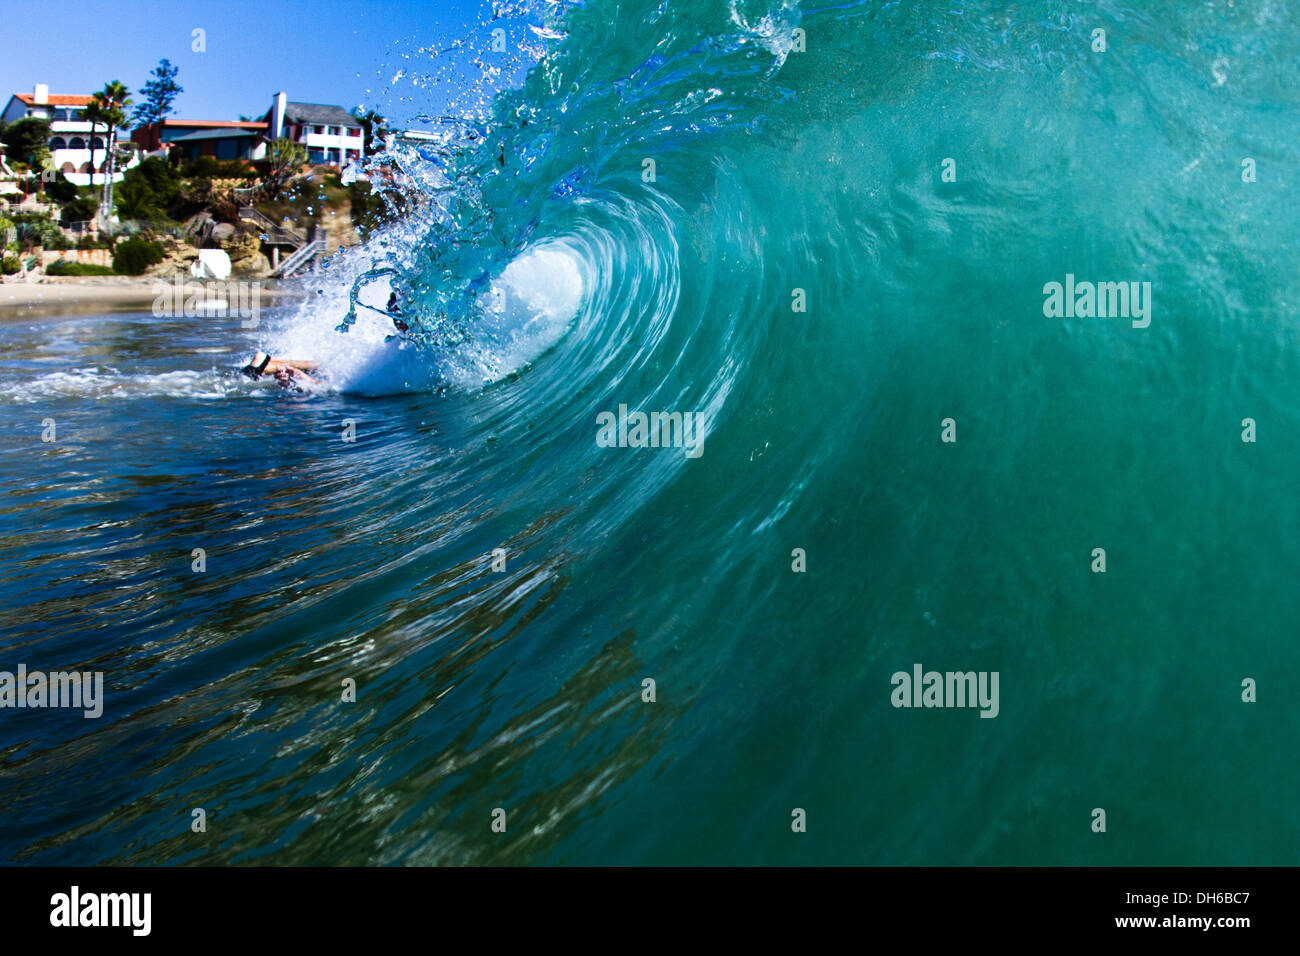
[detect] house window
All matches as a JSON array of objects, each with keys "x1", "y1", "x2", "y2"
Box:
[
  {"x1": 61, "y1": 162, "x2": 75, "y2": 174},
  {"x1": 92, "y1": 137, "x2": 104, "y2": 148},
  {"x1": 68, "y1": 136, "x2": 86, "y2": 150},
  {"x1": 347, "y1": 127, "x2": 360, "y2": 136},
  {"x1": 79, "y1": 163, "x2": 91, "y2": 173},
  {"x1": 49, "y1": 137, "x2": 67, "y2": 150}
]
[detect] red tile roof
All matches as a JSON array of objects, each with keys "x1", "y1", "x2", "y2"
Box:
[
  {"x1": 13, "y1": 93, "x2": 95, "y2": 106},
  {"x1": 160, "y1": 119, "x2": 268, "y2": 130}
]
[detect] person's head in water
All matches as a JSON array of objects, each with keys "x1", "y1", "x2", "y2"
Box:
[{"x1": 272, "y1": 364, "x2": 317, "y2": 390}]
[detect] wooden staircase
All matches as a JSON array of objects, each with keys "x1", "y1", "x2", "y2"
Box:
[
  {"x1": 237, "y1": 206, "x2": 322, "y2": 277},
  {"x1": 271, "y1": 236, "x2": 326, "y2": 278}
]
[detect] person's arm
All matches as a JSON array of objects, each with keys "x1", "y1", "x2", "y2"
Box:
[{"x1": 265, "y1": 359, "x2": 320, "y2": 374}]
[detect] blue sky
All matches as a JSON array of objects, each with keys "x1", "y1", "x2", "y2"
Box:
[{"x1": 1, "y1": 0, "x2": 540, "y2": 128}]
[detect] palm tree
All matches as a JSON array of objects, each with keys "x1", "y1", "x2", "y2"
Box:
[
  {"x1": 266, "y1": 137, "x2": 307, "y2": 198},
  {"x1": 350, "y1": 108, "x2": 389, "y2": 156},
  {"x1": 99, "y1": 103, "x2": 127, "y2": 212},
  {"x1": 84, "y1": 96, "x2": 106, "y2": 193},
  {"x1": 96, "y1": 80, "x2": 131, "y2": 216}
]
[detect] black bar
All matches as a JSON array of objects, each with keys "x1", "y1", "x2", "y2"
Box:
[{"x1": 0, "y1": 866, "x2": 1281, "y2": 942}]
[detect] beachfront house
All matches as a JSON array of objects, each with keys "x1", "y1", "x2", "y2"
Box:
[
  {"x1": 132, "y1": 94, "x2": 363, "y2": 168},
  {"x1": 263, "y1": 93, "x2": 364, "y2": 167},
  {"x1": 1, "y1": 84, "x2": 140, "y2": 186},
  {"x1": 132, "y1": 119, "x2": 269, "y2": 162}
]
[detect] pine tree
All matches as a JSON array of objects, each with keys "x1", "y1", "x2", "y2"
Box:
[{"x1": 132, "y1": 60, "x2": 182, "y2": 128}]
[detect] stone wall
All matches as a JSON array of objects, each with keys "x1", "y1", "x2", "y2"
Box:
[{"x1": 37, "y1": 249, "x2": 113, "y2": 267}]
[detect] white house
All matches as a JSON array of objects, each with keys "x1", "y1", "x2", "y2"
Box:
[
  {"x1": 263, "y1": 93, "x2": 364, "y2": 167},
  {"x1": 1, "y1": 84, "x2": 139, "y2": 186}
]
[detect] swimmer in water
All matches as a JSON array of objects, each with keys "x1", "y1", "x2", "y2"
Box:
[{"x1": 242, "y1": 351, "x2": 320, "y2": 389}]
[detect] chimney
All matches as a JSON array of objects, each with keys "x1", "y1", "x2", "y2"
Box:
[
  {"x1": 34, "y1": 83, "x2": 49, "y2": 104},
  {"x1": 271, "y1": 92, "x2": 288, "y2": 140}
]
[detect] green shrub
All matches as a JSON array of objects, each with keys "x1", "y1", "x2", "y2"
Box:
[
  {"x1": 182, "y1": 156, "x2": 221, "y2": 179},
  {"x1": 185, "y1": 177, "x2": 213, "y2": 205},
  {"x1": 217, "y1": 159, "x2": 256, "y2": 179},
  {"x1": 1, "y1": 255, "x2": 20, "y2": 275},
  {"x1": 45, "y1": 260, "x2": 115, "y2": 276},
  {"x1": 115, "y1": 157, "x2": 183, "y2": 222},
  {"x1": 61, "y1": 197, "x2": 99, "y2": 224},
  {"x1": 44, "y1": 176, "x2": 78, "y2": 203},
  {"x1": 111, "y1": 237, "x2": 165, "y2": 275},
  {"x1": 1, "y1": 118, "x2": 51, "y2": 168},
  {"x1": 19, "y1": 219, "x2": 71, "y2": 250}
]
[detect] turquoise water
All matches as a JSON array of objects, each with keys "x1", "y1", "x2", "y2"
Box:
[{"x1": 2, "y1": 0, "x2": 1299, "y2": 864}]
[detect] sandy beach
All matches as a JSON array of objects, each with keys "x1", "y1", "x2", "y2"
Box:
[{"x1": 0, "y1": 276, "x2": 302, "y2": 316}]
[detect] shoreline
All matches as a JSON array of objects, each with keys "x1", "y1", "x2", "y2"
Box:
[{"x1": 0, "y1": 277, "x2": 304, "y2": 317}]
